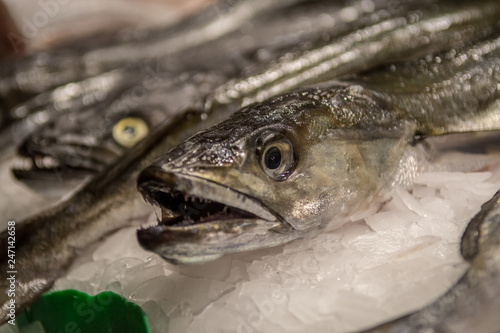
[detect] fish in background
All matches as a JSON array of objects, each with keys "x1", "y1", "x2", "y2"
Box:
[
  {"x1": 6, "y1": 0, "x2": 385, "y2": 192},
  {"x1": 8, "y1": 0, "x2": 500, "y2": 194},
  {"x1": 0, "y1": 0, "x2": 381, "y2": 161},
  {"x1": 1, "y1": 0, "x2": 500, "y2": 329},
  {"x1": 0, "y1": 0, "x2": 302, "y2": 140}
]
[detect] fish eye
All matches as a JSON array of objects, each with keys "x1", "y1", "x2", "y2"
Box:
[
  {"x1": 256, "y1": 131, "x2": 294, "y2": 181},
  {"x1": 112, "y1": 117, "x2": 149, "y2": 148}
]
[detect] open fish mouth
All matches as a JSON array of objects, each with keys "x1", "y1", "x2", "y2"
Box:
[
  {"x1": 11, "y1": 153, "x2": 95, "y2": 183},
  {"x1": 11, "y1": 138, "x2": 120, "y2": 184},
  {"x1": 10, "y1": 151, "x2": 103, "y2": 196},
  {"x1": 136, "y1": 166, "x2": 294, "y2": 264},
  {"x1": 11, "y1": 153, "x2": 101, "y2": 184},
  {"x1": 142, "y1": 189, "x2": 262, "y2": 227}
]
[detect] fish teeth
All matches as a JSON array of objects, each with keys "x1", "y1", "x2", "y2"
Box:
[
  {"x1": 142, "y1": 221, "x2": 158, "y2": 229},
  {"x1": 11, "y1": 156, "x2": 34, "y2": 170},
  {"x1": 152, "y1": 205, "x2": 162, "y2": 222},
  {"x1": 32, "y1": 155, "x2": 60, "y2": 169},
  {"x1": 42, "y1": 156, "x2": 60, "y2": 168}
]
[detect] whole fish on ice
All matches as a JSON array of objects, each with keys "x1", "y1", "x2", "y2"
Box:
[
  {"x1": 1, "y1": 0, "x2": 500, "y2": 329},
  {"x1": 137, "y1": 32, "x2": 500, "y2": 264}
]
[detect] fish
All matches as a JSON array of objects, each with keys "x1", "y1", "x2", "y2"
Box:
[
  {"x1": 8, "y1": 0, "x2": 500, "y2": 188},
  {"x1": 0, "y1": 0, "x2": 285, "y2": 102},
  {"x1": 8, "y1": 68, "x2": 234, "y2": 195},
  {"x1": 2, "y1": 0, "x2": 500, "y2": 324},
  {"x1": 0, "y1": 0, "x2": 382, "y2": 161},
  {"x1": 136, "y1": 31, "x2": 500, "y2": 264},
  {"x1": 0, "y1": 108, "x2": 223, "y2": 322},
  {"x1": 0, "y1": 0, "x2": 303, "y2": 144},
  {"x1": 7, "y1": 0, "x2": 385, "y2": 191},
  {"x1": 361, "y1": 189, "x2": 500, "y2": 333}
]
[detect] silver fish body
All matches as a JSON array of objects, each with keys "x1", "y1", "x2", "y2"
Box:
[
  {"x1": 137, "y1": 32, "x2": 500, "y2": 264},
  {"x1": 6, "y1": 0, "x2": 377, "y2": 189},
  {"x1": 8, "y1": 0, "x2": 500, "y2": 189},
  {"x1": 0, "y1": 0, "x2": 296, "y2": 113}
]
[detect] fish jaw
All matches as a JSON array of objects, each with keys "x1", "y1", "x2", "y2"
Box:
[
  {"x1": 11, "y1": 135, "x2": 119, "y2": 194},
  {"x1": 137, "y1": 166, "x2": 300, "y2": 264}
]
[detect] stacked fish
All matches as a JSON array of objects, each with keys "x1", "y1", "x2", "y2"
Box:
[{"x1": 1, "y1": 0, "x2": 500, "y2": 331}]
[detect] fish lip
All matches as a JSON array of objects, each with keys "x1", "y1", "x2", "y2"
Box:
[
  {"x1": 137, "y1": 165, "x2": 282, "y2": 227},
  {"x1": 11, "y1": 165, "x2": 95, "y2": 181}
]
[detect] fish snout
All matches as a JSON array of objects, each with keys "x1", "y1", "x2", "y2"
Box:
[
  {"x1": 11, "y1": 133, "x2": 120, "y2": 188},
  {"x1": 135, "y1": 165, "x2": 299, "y2": 264}
]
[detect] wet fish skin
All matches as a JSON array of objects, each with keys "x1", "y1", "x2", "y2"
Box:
[
  {"x1": 6, "y1": 0, "x2": 359, "y2": 187},
  {"x1": 9, "y1": 0, "x2": 500, "y2": 186},
  {"x1": 136, "y1": 32, "x2": 500, "y2": 264},
  {"x1": 361, "y1": 190, "x2": 500, "y2": 333},
  {"x1": 9, "y1": 69, "x2": 229, "y2": 195},
  {"x1": 215, "y1": 0, "x2": 500, "y2": 106},
  {"x1": 0, "y1": 0, "x2": 405, "y2": 317},
  {"x1": 0, "y1": 0, "x2": 300, "y2": 130},
  {"x1": 355, "y1": 39, "x2": 500, "y2": 135},
  {"x1": 0, "y1": 0, "x2": 265, "y2": 140}
]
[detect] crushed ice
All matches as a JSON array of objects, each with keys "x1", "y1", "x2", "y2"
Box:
[{"x1": 48, "y1": 165, "x2": 500, "y2": 333}]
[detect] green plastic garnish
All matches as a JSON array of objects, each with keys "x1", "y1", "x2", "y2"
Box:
[{"x1": 16, "y1": 290, "x2": 150, "y2": 333}]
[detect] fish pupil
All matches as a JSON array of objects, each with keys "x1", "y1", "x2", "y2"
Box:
[
  {"x1": 265, "y1": 147, "x2": 281, "y2": 169},
  {"x1": 124, "y1": 126, "x2": 135, "y2": 135}
]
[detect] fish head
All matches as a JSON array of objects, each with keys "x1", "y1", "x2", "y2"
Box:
[
  {"x1": 12, "y1": 102, "x2": 167, "y2": 195},
  {"x1": 137, "y1": 84, "x2": 413, "y2": 264}
]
